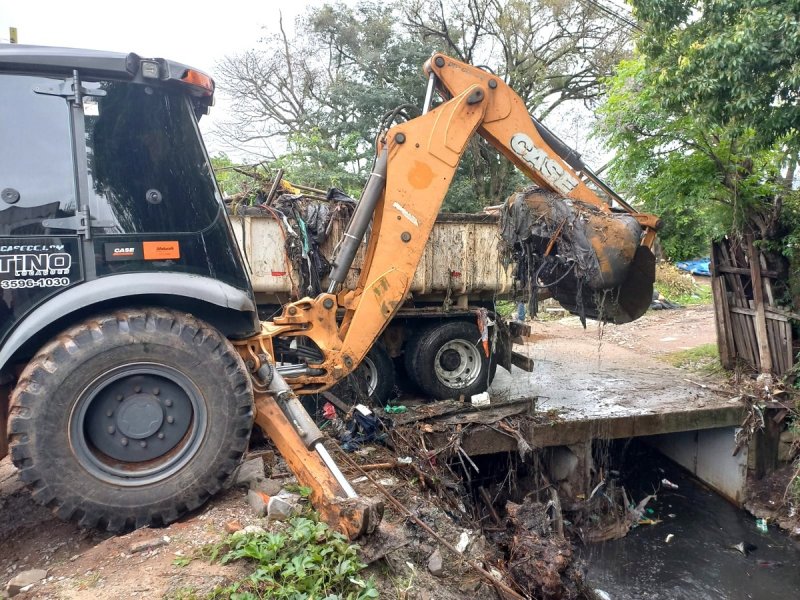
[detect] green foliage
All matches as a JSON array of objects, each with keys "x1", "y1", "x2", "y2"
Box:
[
  {"x1": 211, "y1": 153, "x2": 258, "y2": 197},
  {"x1": 217, "y1": 0, "x2": 634, "y2": 211},
  {"x1": 272, "y1": 129, "x2": 366, "y2": 196},
  {"x1": 598, "y1": 0, "x2": 800, "y2": 284},
  {"x1": 204, "y1": 515, "x2": 377, "y2": 600},
  {"x1": 654, "y1": 263, "x2": 712, "y2": 305},
  {"x1": 631, "y1": 0, "x2": 800, "y2": 151}
]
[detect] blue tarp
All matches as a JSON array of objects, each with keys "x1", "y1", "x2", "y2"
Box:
[{"x1": 676, "y1": 258, "x2": 711, "y2": 276}]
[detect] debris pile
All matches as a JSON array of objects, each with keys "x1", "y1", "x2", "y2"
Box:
[
  {"x1": 500, "y1": 187, "x2": 655, "y2": 325},
  {"x1": 222, "y1": 166, "x2": 357, "y2": 297}
]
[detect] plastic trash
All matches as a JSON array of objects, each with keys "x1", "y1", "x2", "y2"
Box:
[
  {"x1": 732, "y1": 541, "x2": 757, "y2": 556},
  {"x1": 455, "y1": 531, "x2": 471, "y2": 553},
  {"x1": 665, "y1": 534, "x2": 674, "y2": 543},
  {"x1": 661, "y1": 478, "x2": 679, "y2": 490},
  {"x1": 471, "y1": 391, "x2": 491, "y2": 406},
  {"x1": 384, "y1": 405, "x2": 408, "y2": 414},
  {"x1": 756, "y1": 518, "x2": 768, "y2": 533}
]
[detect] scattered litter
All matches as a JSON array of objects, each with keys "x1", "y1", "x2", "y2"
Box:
[
  {"x1": 757, "y1": 560, "x2": 783, "y2": 568},
  {"x1": 756, "y1": 518, "x2": 768, "y2": 533},
  {"x1": 676, "y1": 257, "x2": 710, "y2": 276},
  {"x1": 470, "y1": 391, "x2": 490, "y2": 406},
  {"x1": 661, "y1": 478, "x2": 679, "y2": 490},
  {"x1": 455, "y1": 531, "x2": 471, "y2": 553},
  {"x1": 668, "y1": 514, "x2": 677, "y2": 518},
  {"x1": 384, "y1": 405, "x2": 408, "y2": 414},
  {"x1": 377, "y1": 477, "x2": 398, "y2": 487},
  {"x1": 594, "y1": 590, "x2": 612, "y2": 600},
  {"x1": 397, "y1": 456, "x2": 413, "y2": 464},
  {"x1": 352, "y1": 476, "x2": 368, "y2": 484},
  {"x1": 731, "y1": 542, "x2": 757, "y2": 556},
  {"x1": 665, "y1": 534, "x2": 674, "y2": 543}
]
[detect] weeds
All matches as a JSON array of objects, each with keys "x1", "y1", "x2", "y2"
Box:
[
  {"x1": 655, "y1": 263, "x2": 712, "y2": 305},
  {"x1": 192, "y1": 513, "x2": 377, "y2": 600},
  {"x1": 663, "y1": 343, "x2": 725, "y2": 376}
]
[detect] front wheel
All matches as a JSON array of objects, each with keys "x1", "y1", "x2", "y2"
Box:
[
  {"x1": 404, "y1": 320, "x2": 496, "y2": 400},
  {"x1": 8, "y1": 308, "x2": 254, "y2": 532}
]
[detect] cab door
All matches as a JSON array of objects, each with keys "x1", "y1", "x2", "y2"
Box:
[{"x1": 0, "y1": 73, "x2": 84, "y2": 346}]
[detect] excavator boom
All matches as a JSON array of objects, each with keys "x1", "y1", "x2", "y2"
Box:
[{"x1": 236, "y1": 52, "x2": 660, "y2": 538}]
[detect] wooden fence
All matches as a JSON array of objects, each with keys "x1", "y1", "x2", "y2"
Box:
[{"x1": 711, "y1": 237, "x2": 795, "y2": 376}]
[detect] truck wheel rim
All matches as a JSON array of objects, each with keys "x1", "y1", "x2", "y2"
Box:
[
  {"x1": 362, "y1": 356, "x2": 378, "y2": 396},
  {"x1": 433, "y1": 339, "x2": 482, "y2": 389},
  {"x1": 70, "y1": 363, "x2": 207, "y2": 487}
]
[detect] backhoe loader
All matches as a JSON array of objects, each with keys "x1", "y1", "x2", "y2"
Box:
[{"x1": 0, "y1": 45, "x2": 659, "y2": 538}]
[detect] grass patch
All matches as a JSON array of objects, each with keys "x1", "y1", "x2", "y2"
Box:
[
  {"x1": 185, "y1": 513, "x2": 377, "y2": 600},
  {"x1": 663, "y1": 343, "x2": 726, "y2": 375},
  {"x1": 655, "y1": 263, "x2": 713, "y2": 306}
]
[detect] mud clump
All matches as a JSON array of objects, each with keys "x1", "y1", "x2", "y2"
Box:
[
  {"x1": 508, "y1": 534, "x2": 581, "y2": 600},
  {"x1": 495, "y1": 498, "x2": 587, "y2": 599}
]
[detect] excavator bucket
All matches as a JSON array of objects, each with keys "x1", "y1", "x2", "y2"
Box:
[
  {"x1": 550, "y1": 244, "x2": 656, "y2": 324},
  {"x1": 501, "y1": 187, "x2": 656, "y2": 325}
]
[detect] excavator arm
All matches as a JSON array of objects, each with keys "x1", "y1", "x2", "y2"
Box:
[
  {"x1": 425, "y1": 54, "x2": 661, "y2": 244},
  {"x1": 233, "y1": 53, "x2": 659, "y2": 538}
]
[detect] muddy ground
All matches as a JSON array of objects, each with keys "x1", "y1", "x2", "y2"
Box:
[{"x1": 0, "y1": 303, "x2": 793, "y2": 599}]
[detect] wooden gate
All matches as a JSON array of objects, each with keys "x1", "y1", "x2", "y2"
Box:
[{"x1": 711, "y1": 237, "x2": 795, "y2": 376}]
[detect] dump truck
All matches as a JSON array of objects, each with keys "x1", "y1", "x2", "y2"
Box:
[
  {"x1": 230, "y1": 207, "x2": 518, "y2": 404},
  {"x1": 0, "y1": 45, "x2": 660, "y2": 536}
]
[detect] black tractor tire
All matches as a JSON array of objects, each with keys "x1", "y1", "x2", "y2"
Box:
[
  {"x1": 359, "y1": 343, "x2": 396, "y2": 407},
  {"x1": 8, "y1": 307, "x2": 254, "y2": 532},
  {"x1": 404, "y1": 320, "x2": 496, "y2": 400}
]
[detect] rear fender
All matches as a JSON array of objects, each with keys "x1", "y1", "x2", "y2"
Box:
[{"x1": 0, "y1": 273, "x2": 259, "y2": 380}]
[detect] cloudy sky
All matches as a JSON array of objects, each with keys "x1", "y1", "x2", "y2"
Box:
[{"x1": 1, "y1": 0, "x2": 328, "y2": 155}]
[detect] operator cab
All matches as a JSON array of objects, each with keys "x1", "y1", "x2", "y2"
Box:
[{"x1": 0, "y1": 45, "x2": 257, "y2": 370}]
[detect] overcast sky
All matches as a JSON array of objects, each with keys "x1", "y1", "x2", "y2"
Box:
[{"x1": 0, "y1": 0, "x2": 329, "y2": 156}]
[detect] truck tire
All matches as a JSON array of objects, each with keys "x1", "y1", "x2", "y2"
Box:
[
  {"x1": 404, "y1": 320, "x2": 495, "y2": 400},
  {"x1": 359, "y1": 344, "x2": 396, "y2": 406},
  {"x1": 8, "y1": 308, "x2": 253, "y2": 532}
]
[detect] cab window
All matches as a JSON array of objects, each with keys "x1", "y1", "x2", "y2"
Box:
[{"x1": 0, "y1": 74, "x2": 76, "y2": 236}]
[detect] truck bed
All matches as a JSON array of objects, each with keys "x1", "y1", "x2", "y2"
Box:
[{"x1": 229, "y1": 211, "x2": 513, "y2": 303}]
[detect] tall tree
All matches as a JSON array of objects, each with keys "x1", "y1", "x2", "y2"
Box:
[
  {"x1": 214, "y1": 0, "x2": 632, "y2": 207},
  {"x1": 597, "y1": 0, "x2": 799, "y2": 291}
]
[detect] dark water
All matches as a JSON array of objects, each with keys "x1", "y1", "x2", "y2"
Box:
[{"x1": 583, "y1": 442, "x2": 800, "y2": 600}]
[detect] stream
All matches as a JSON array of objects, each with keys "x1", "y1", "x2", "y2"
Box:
[{"x1": 583, "y1": 441, "x2": 800, "y2": 600}]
